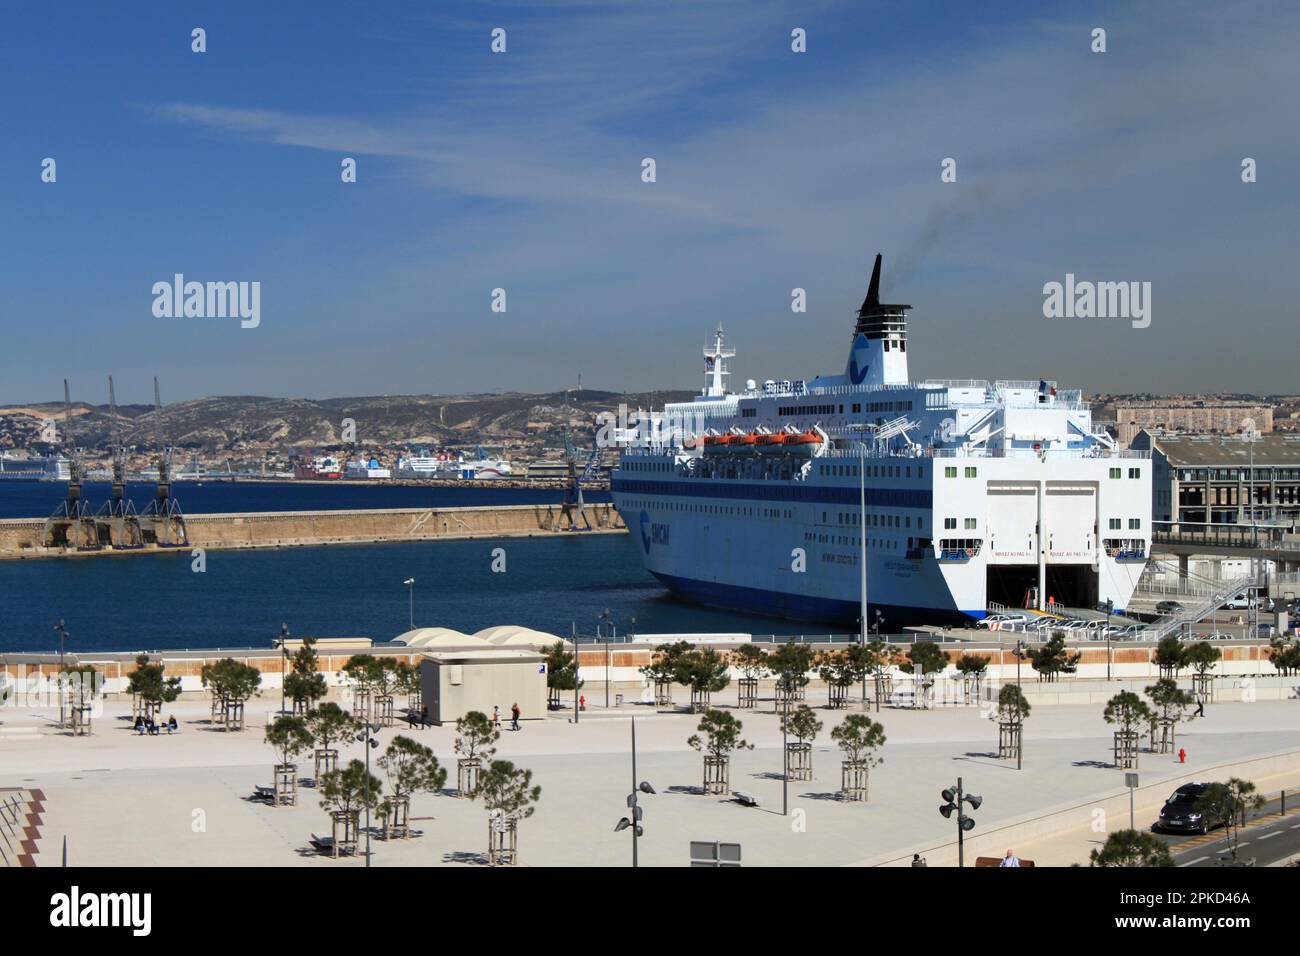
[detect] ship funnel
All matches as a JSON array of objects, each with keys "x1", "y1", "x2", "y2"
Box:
[
  {"x1": 860, "y1": 253, "x2": 883, "y2": 312},
  {"x1": 845, "y1": 253, "x2": 911, "y2": 387}
]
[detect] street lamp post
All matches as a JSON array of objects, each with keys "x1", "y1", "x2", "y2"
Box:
[
  {"x1": 357, "y1": 722, "x2": 380, "y2": 867},
  {"x1": 55, "y1": 619, "x2": 68, "y2": 727},
  {"x1": 939, "y1": 777, "x2": 983, "y2": 867},
  {"x1": 781, "y1": 673, "x2": 790, "y2": 816},
  {"x1": 403, "y1": 578, "x2": 415, "y2": 630},
  {"x1": 1102, "y1": 598, "x2": 1114, "y2": 682},
  {"x1": 278, "y1": 623, "x2": 290, "y2": 716},
  {"x1": 600, "y1": 608, "x2": 613, "y2": 708},
  {"x1": 615, "y1": 717, "x2": 655, "y2": 866}
]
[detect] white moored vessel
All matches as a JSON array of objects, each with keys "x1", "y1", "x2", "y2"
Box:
[{"x1": 610, "y1": 255, "x2": 1152, "y2": 626}]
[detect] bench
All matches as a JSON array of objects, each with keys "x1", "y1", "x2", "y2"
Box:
[
  {"x1": 733, "y1": 791, "x2": 758, "y2": 808},
  {"x1": 975, "y1": 856, "x2": 1035, "y2": 867},
  {"x1": 309, "y1": 833, "x2": 335, "y2": 854}
]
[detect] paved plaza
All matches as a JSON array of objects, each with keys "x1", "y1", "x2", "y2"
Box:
[{"x1": 5, "y1": 686, "x2": 1300, "y2": 867}]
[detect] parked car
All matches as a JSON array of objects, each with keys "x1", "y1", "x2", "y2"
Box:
[
  {"x1": 977, "y1": 614, "x2": 1028, "y2": 630},
  {"x1": 1221, "y1": 592, "x2": 1254, "y2": 611},
  {"x1": 1116, "y1": 623, "x2": 1149, "y2": 639},
  {"x1": 1156, "y1": 600, "x2": 1184, "y2": 615},
  {"x1": 1155, "y1": 783, "x2": 1229, "y2": 834}
]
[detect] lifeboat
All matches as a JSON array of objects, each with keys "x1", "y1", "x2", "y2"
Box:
[
  {"x1": 756, "y1": 433, "x2": 788, "y2": 454},
  {"x1": 733, "y1": 432, "x2": 759, "y2": 450},
  {"x1": 783, "y1": 430, "x2": 824, "y2": 456},
  {"x1": 702, "y1": 434, "x2": 730, "y2": 455}
]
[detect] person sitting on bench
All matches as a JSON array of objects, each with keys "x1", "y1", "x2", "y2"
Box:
[
  {"x1": 134, "y1": 715, "x2": 145, "y2": 735},
  {"x1": 166, "y1": 715, "x2": 178, "y2": 734}
]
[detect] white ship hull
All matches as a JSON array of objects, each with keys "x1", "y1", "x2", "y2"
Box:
[{"x1": 610, "y1": 255, "x2": 1152, "y2": 626}]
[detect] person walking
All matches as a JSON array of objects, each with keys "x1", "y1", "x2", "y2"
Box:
[
  {"x1": 1195, "y1": 695, "x2": 1205, "y2": 718},
  {"x1": 510, "y1": 702, "x2": 521, "y2": 731},
  {"x1": 420, "y1": 704, "x2": 429, "y2": 729},
  {"x1": 492, "y1": 705, "x2": 501, "y2": 729}
]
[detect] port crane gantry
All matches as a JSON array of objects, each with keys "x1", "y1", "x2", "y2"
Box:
[
  {"x1": 42, "y1": 379, "x2": 98, "y2": 550},
  {"x1": 139, "y1": 376, "x2": 188, "y2": 547},
  {"x1": 558, "y1": 428, "x2": 603, "y2": 531},
  {"x1": 94, "y1": 375, "x2": 144, "y2": 549}
]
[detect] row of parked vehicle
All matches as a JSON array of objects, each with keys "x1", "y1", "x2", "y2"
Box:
[{"x1": 975, "y1": 613, "x2": 1150, "y2": 640}]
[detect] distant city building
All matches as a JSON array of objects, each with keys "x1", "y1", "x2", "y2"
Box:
[
  {"x1": 1115, "y1": 401, "x2": 1273, "y2": 446},
  {"x1": 1132, "y1": 430, "x2": 1300, "y2": 527}
]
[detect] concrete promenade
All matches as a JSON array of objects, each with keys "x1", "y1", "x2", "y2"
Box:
[{"x1": 4, "y1": 685, "x2": 1300, "y2": 867}]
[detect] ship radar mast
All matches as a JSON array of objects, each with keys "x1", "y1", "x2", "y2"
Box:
[{"x1": 703, "y1": 323, "x2": 735, "y2": 398}]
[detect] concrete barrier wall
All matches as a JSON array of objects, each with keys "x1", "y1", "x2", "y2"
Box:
[{"x1": 0, "y1": 503, "x2": 624, "y2": 557}]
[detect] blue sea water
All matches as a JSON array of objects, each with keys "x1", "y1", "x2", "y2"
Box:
[
  {"x1": 0, "y1": 482, "x2": 819, "y2": 653},
  {"x1": 0, "y1": 535, "x2": 823, "y2": 654}
]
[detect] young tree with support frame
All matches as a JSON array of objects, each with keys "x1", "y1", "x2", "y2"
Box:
[
  {"x1": 954, "y1": 653, "x2": 990, "y2": 703},
  {"x1": 283, "y1": 636, "x2": 327, "y2": 715},
  {"x1": 318, "y1": 759, "x2": 383, "y2": 859},
  {"x1": 688, "y1": 709, "x2": 751, "y2": 795},
  {"x1": 1144, "y1": 677, "x2": 1195, "y2": 755},
  {"x1": 377, "y1": 735, "x2": 447, "y2": 839},
  {"x1": 678, "y1": 647, "x2": 731, "y2": 713},
  {"x1": 1154, "y1": 636, "x2": 1189, "y2": 679},
  {"x1": 305, "y1": 702, "x2": 358, "y2": 782},
  {"x1": 780, "y1": 705, "x2": 822, "y2": 781},
  {"x1": 996, "y1": 683, "x2": 1030, "y2": 765},
  {"x1": 730, "y1": 645, "x2": 768, "y2": 709},
  {"x1": 816, "y1": 649, "x2": 864, "y2": 710},
  {"x1": 265, "y1": 715, "x2": 313, "y2": 806},
  {"x1": 201, "y1": 658, "x2": 262, "y2": 731},
  {"x1": 1026, "y1": 633, "x2": 1081, "y2": 684},
  {"x1": 1104, "y1": 691, "x2": 1151, "y2": 769},
  {"x1": 864, "y1": 639, "x2": 902, "y2": 710},
  {"x1": 454, "y1": 710, "x2": 499, "y2": 797},
  {"x1": 830, "y1": 714, "x2": 886, "y2": 802},
  {"x1": 769, "y1": 643, "x2": 814, "y2": 708},
  {"x1": 127, "y1": 654, "x2": 181, "y2": 722},
  {"x1": 902, "y1": 640, "x2": 949, "y2": 706},
  {"x1": 544, "y1": 640, "x2": 581, "y2": 711},
  {"x1": 59, "y1": 664, "x2": 104, "y2": 736},
  {"x1": 640, "y1": 640, "x2": 690, "y2": 708},
  {"x1": 1186, "y1": 641, "x2": 1221, "y2": 705},
  {"x1": 478, "y1": 760, "x2": 541, "y2": 866}
]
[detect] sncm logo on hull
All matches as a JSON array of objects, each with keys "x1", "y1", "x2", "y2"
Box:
[
  {"x1": 1042, "y1": 274, "x2": 1151, "y2": 329},
  {"x1": 49, "y1": 886, "x2": 151, "y2": 937},
  {"x1": 152, "y1": 274, "x2": 261, "y2": 329}
]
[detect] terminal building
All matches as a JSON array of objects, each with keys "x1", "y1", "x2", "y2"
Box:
[
  {"x1": 1115, "y1": 401, "x2": 1273, "y2": 447},
  {"x1": 1133, "y1": 430, "x2": 1300, "y2": 528}
]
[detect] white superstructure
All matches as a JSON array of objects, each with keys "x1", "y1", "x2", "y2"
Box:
[{"x1": 611, "y1": 255, "x2": 1152, "y2": 626}]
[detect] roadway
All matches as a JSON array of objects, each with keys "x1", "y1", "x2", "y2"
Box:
[{"x1": 1152, "y1": 792, "x2": 1300, "y2": 867}]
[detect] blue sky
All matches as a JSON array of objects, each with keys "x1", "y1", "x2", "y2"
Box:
[{"x1": 2, "y1": 0, "x2": 1298, "y2": 405}]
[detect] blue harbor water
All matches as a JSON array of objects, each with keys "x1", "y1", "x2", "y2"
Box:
[
  {"x1": 0, "y1": 535, "x2": 823, "y2": 653},
  {"x1": 0, "y1": 480, "x2": 821, "y2": 653}
]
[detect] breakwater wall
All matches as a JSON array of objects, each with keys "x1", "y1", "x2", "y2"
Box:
[{"x1": 0, "y1": 502, "x2": 624, "y2": 559}]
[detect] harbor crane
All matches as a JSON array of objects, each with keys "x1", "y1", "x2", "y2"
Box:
[
  {"x1": 139, "y1": 376, "x2": 188, "y2": 547},
  {"x1": 42, "y1": 379, "x2": 98, "y2": 549},
  {"x1": 95, "y1": 375, "x2": 144, "y2": 548},
  {"x1": 558, "y1": 427, "x2": 602, "y2": 531}
]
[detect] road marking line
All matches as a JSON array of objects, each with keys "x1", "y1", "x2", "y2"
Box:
[
  {"x1": 1185, "y1": 855, "x2": 1209, "y2": 865},
  {"x1": 1256, "y1": 832, "x2": 1280, "y2": 840}
]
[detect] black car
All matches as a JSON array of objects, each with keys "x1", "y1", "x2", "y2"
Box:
[
  {"x1": 1155, "y1": 600, "x2": 1184, "y2": 614},
  {"x1": 1155, "y1": 783, "x2": 1228, "y2": 834}
]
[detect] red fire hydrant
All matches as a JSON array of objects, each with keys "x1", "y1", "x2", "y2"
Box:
[{"x1": 1178, "y1": 748, "x2": 1186, "y2": 764}]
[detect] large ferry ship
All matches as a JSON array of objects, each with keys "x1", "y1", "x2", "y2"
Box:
[{"x1": 610, "y1": 255, "x2": 1152, "y2": 627}]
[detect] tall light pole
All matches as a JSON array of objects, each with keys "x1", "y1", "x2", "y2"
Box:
[
  {"x1": 54, "y1": 619, "x2": 68, "y2": 727},
  {"x1": 357, "y1": 722, "x2": 380, "y2": 867},
  {"x1": 939, "y1": 777, "x2": 982, "y2": 867},
  {"x1": 859, "y1": 444, "x2": 867, "y2": 646},
  {"x1": 278, "y1": 623, "x2": 289, "y2": 716},
  {"x1": 403, "y1": 578, "x2": 415, "y2": 630},
  {"x1": 600, "y1": 608, "x2": 613, "y2": 708},
  {"x1": 1102, "y1": 598, "x2": 1114, "y2": 682},
  {"x1": 615, "y1": 718, "x2": 655, "y2": 866}
]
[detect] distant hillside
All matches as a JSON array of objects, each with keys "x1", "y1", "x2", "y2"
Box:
[{"x1": 0, "y1": 390, "x2": 696, "y2": 452}]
